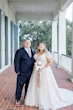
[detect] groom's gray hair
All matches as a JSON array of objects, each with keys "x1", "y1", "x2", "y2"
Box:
[{"x1": 23, "y1": 38, "x2": 31, "y2": 42}]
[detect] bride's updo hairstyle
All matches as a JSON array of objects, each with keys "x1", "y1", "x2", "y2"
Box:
[{"x1": 37, "y1": 42, "x2": 49, "y2": 54}]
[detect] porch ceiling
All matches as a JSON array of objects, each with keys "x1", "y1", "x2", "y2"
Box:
[{"x1": 8, "y1": 0, "x2": 72, "y2": 21}]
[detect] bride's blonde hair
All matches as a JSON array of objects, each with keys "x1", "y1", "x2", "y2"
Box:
[{"x1": 37, "y1": 42, "x2": 49, "y2": 54}]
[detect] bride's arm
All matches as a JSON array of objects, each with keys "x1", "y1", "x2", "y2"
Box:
[{"x1": 41, "y1": 52, "x2": 53, "y2": 69}]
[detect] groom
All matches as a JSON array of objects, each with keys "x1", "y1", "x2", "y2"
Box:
[{"x1": 14, "y1": 39, "x2": 35, "y2": 106}]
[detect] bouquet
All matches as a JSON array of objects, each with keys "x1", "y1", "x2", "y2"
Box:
[{"x1": 34, "y1": 61, "x2": 44, "y2": 71}]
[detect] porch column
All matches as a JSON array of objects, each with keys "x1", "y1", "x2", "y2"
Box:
[
  {"x1": 58, "y1": 10, "x2": 66, "y2": 67},
  {"x1": 52, "y1": 20, "x2": 58, "y2": 53}
]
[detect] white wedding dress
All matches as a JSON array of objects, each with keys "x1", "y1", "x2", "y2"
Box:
[{"x1": 25, "y1": 52, "x2": 73, "y2": 110}]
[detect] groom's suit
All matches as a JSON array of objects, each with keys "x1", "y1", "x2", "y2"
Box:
[{"x1": 14, "y1": 47, "x2": 35, "y2": 101}]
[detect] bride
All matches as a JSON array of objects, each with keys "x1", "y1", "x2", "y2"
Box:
[{"x1": 25, "y1": 42, "x2": 73, "y2": 110}]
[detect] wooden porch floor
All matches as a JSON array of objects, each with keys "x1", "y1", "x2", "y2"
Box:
[{"x1": 0, "y1": 63, "x2": 73, "y2": 110}]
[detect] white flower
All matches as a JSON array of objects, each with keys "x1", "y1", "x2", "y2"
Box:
[{"x1": 34, "y1": 61, "x2": 44, "y2": 71}]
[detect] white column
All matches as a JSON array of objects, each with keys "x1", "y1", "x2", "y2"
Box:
[
  {"x1": 71, "y1": 3, "x2": 73, "y2": 82},
  {"x1": 58, "y1": 10, "x2": 66, "y2": 67},
  {"x1": 52, "y1": 20, "x2": 58, "y2": 53}
]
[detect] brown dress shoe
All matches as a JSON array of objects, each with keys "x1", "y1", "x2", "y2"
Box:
[{"x1": 16, "y1": 101, "x2": 21, "y2": 107}]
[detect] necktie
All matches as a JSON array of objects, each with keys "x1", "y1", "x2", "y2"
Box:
[{"x1": 28, "y1": 49, "x2": 31, "y2": 57}]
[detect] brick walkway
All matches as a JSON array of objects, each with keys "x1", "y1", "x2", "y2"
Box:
[{"x1": 0, "y1": 63, "x2": 73, "y2": 110}]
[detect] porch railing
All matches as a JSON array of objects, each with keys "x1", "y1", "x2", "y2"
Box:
[{"x1": 53, "y1": 52, "x2": 72, "y2": 74}]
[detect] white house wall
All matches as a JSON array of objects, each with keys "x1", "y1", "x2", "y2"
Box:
[{"x1": 0, "y1": 0, "x2": 18, "y2": 73}]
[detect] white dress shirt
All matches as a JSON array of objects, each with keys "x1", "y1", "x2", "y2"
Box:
[{"x1": 24, "y1": 48, "x2": 31, "y2": 57}]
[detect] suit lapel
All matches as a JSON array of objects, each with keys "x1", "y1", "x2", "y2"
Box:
[{"x1": 24, "y1": 48, "x2": 32, "y2": 58}]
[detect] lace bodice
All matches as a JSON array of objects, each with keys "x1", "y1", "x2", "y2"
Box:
[{"x1": 34, "y1": 52, "x2": 52, "y2": 65}]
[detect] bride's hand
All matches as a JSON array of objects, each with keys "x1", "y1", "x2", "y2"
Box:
[{"x1": 39, "y1": 65, "x2": 44, "y2": 70}]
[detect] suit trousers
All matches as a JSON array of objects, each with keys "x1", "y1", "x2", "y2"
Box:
[{"x1": 15, "y1": 74, "x2": 30, "y2": 101}]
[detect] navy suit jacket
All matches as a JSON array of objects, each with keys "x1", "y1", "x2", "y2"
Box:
[{"x1": 14, "y1": 47, "x2": 35, "y2": 77}]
